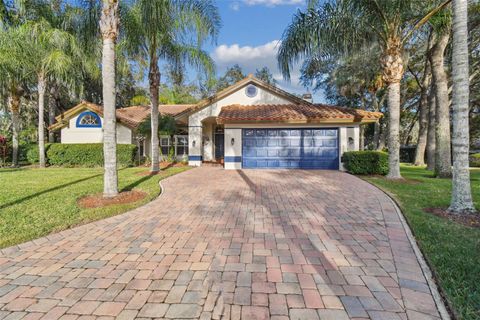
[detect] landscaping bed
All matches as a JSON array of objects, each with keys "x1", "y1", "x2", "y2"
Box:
[{"x1": 363, "y1": 165, "x2": 480, "y2": 320}]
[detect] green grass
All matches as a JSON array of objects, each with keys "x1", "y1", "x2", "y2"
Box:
[
  {"x1": 0, "y1": 166, "x2": 190, "y2": 249},
  {"x1": 363, "y1": 165, "x2": 480, "y2": 320}
]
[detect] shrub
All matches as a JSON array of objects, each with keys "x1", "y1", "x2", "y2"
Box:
[
  {"x1": 343, "y1": 151, "x2": 389, "y2": 175},
  {"x1": 400, "y1": 146, "x2": 416, "y2": 163},
  {"x1": 470, "y1": 153, "x2": 480, "y2": 167},
  {"x1": 46, "y1": 143, "x2": 137, "y2": 167}
]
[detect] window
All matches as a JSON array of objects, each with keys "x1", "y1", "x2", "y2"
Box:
[
  {"x1": 245, "y1": 85, "x2": 258, "y2": 98},
  {"x1": 76, "y1": 111, "x2": 101, "y2": 128}
]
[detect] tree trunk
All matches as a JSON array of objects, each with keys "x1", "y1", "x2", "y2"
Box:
[
  {"x1": 100, "y1": 0, "x2": 119, "y2": 198},
  {"x1": 8, "y1": 93, "x2": 21, "y2": 167},
  {"x1": 378, "y1": 118, "x2": 387, "y2": 150},
  {"x1": 373, "y1": 121, "x2": 380, "y2": 149},
  {"x1": 430, "y1": 31, "x2": 452, "y2": 178},
  {"x1": 386, "y1": 82, "x2": 402, "y2": 178},
  {"x1": 449, "y1": 0, "x2": 475, "y2": 213},
  {"x1": 381, "y1": 36, "x2": 404, "y2": 179},
  {"x1": 414, "y1": 62, "x2": 431, "y2": 166},
  {"x1": 149, "y1": 51, "x2": 160, "y2": 173},
  {"x1": 359, "y1": 125, "x2": 365, "y2": 150},
  {"x1": 38, "y1": 73, "x2": 46, "y2": 168},
  {"x1": 426, "y1": 90, "x2": 436, "y2": 171},
  {"x1": 48, "y1": 86, "x2": 57, "y2": 143}
]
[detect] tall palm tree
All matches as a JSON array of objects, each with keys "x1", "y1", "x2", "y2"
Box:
[
  {"x1": 278, "y1": 0, "x2": 451, "y2": 179},
  {"x1": 100, "y1": 0, "x2": 119, "y2": 198},
  {"x1": 449, "y1": 0, "x2": 475, "y2": 213},
  {"x1": 122, "y1": 0, "x2": 220, "y2": 173},
  {"x1": 19, "y1": 20, "x2": 80, "y2": 167}
]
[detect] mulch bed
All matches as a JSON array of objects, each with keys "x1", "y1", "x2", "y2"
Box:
[
  {"x1": 78, "y1": 190, "x2": 147, "y2": 209},
  {"x1": 425, "y1": 207, "x2": 480, "y2": 228}
]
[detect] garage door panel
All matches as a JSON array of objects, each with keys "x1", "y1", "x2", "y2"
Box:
[{"x1": 242, "y1": 128, "x2": 339, "y2": 169}]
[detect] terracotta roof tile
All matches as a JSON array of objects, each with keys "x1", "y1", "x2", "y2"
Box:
[{"x1": 217, "y1": 104, "x2": 382, "y2": 124}]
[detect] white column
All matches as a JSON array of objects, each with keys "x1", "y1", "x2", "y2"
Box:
[
  {"x1": 224, "y1": 127, "x2": 242, "y2": 170},
  {"x1": 339, "y1": 127, "x2": 347, "y2": 171},
  {"x1": 353, "y1": 126, "x2": 360, "y2": 151},
  {"x1": 188, "y1": 126, "x2": 202, "y2": 166}
]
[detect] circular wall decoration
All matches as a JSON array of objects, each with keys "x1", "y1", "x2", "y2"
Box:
[{"x1": 245, "y1": 84, "x2": 258, "y2": 98}]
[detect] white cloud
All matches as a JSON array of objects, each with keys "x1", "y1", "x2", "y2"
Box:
[
  {"x1": 211, "y1": 40, "x2": 323, "y2": 101},
  {"x1": 230, "y1": 2, "x2": 240, "y2": 11}
]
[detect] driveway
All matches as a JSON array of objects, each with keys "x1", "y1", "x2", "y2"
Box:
[{"x1": 0, "y1": 167, "x2": 444, "y2": 320}]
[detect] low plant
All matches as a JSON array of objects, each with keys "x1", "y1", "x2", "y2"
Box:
[{"x1": 343, "y1": 151, "x2": 389, "y2": 175}]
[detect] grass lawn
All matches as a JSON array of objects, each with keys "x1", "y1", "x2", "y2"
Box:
[
  {"x1": 0, "y1": 166, "x2": 190, "y2": 249},
  {"x1": 364, "y1": 165, "x2": 480, "y2": 320}
]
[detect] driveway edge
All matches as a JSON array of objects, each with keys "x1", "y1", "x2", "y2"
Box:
[{"x1": 365, "y1": 180, "x2": 452, "y2": 320}]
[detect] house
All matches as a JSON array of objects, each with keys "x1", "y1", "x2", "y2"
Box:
[{"x1": 49, "y1": 75, "x2": 382, "y2": 170}]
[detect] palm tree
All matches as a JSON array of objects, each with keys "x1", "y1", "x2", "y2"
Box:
[
  {"x1": 100, "y1": 0, "x2": 119, "y2": 198},
  {"x1": 19, "y1": 20, "x2": 79, "y2": 167},
  {"x1": 448, "y1": 0, "x2": 475, "y2": 213},
  {"x1": 278, "y1": 0, "x2": 451, "y2": 179},
  {"x1": 0, "y1": 25, "x2": 29, "y2": 167},
  {"x1": 122, "y1": 0, "x2": 220, "y2": 173}
]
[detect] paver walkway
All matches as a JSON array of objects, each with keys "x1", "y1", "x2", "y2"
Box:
[{"x1": 0, "y1": 167, "x2": 444, "y2": 320}]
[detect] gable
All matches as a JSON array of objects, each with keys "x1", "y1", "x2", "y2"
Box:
[{"x1": 176, "y1": 75, "x2": 308, "y2": 121}]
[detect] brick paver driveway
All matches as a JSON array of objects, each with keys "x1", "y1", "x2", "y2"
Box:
[{"x1": 0, "y1": 167, "x2": 444, "y2": 320}]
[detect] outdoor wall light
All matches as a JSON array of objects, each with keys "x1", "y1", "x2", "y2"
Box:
[
  {"x1": 231, "y1": 138, "x2": 235, "y2": 146},
  {"x1": 192, "y1": 140, "x2": 196, "y2": 147}
]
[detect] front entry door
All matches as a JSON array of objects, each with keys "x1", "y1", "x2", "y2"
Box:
[{"x1": 214, "y1": 127, "x2": 224, "y2": 160}]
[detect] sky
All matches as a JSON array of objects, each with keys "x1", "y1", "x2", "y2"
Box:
[{"x1": 199, "y1": 0, "x2": 326, "y2": 103}]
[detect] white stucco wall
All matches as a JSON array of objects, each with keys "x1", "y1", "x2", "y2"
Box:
[
  {"x1": 224, "y1": 128, "x2": 242, "y2": 170},
  {"x1": 188, "y1": 83, "x2": 292, "y2": 165},
  {"x1": 60, "y1": 113, "x2": 133, "y2": 144}
]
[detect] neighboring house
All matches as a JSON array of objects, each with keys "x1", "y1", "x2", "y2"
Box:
[{"x1": 50, "y1": 75, "x2": 382, "y2": 170}]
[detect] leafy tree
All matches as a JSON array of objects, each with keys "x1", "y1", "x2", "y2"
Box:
[
  {"x1": 216, "y1": 64, "x2": 245, "y2": 91},
  {"x1": 255, "y1": 67, "x2": 276, "y2": 86},
  {"x1": 122, "y1": 0, "x2": 220, "y2": 173},
  {"x1": 278, "y1": 0, "x2": 451, "y2": 179}
]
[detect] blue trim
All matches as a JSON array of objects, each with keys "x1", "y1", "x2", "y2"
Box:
[
  {"x1": 225, "y1": 156, "x2": 242, "y2": 163},
  {"x1": 76, "y1": 111, "x2": 102, "y2": 128},
  {"x1": 189, "y1": 155, "x2": 203, "y2": 161}
]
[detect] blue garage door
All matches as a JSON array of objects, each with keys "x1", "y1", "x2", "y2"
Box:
[{"x1": 242, "y1": 128, "x2": 339, "y2": 169}]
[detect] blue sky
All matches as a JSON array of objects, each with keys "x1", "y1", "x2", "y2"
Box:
[{"x1": 199, "y1": 0, "x2": 326, "y2": 102}]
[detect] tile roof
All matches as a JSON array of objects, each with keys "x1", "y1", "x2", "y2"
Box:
[
  {"x1": 50, "y1": 102, "x2": 195, "y2": 131},
  {"x1": 217, "y1": 104, "x2": 383, "y2": 124}
]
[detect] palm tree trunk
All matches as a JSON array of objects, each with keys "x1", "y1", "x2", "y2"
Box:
[
  {"x1": 414, "y1": 63, "x2": 431, "y2": 166},
  {"x1": 8, "y1": 93, "x2": 21, "y2": 167},
  {"x1": 359, "y1": 125, "x2": 365, "y2": 150},
  {"x1": 38, "y1": 73, "x2": 46, "y2": 168},
  {"x1": 149, "y1": 52, "x2": 160, "y2": 173},
  {"x1": 430, "y1": 31, "x2": 452, "y2": 178},
  {"x1": 449, "y1": 0, "x2": 475, "y2": 213},
  {"x1": 386, "y1": 81, "x2": 402, "y2": 178},
  {"x1": 426, "y1": 90, "x2": 436, "y2": 171},
  {"x1": 48, "y1": 86, "x2": 56, "y2": 143},
  {"x1": 373, "y1": 121, "x2": 380, "y2": 149},
  {"x1": 100, "y1": 0, "x2": 119, "y2": 198}
]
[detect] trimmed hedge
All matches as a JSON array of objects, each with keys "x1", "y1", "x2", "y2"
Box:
[
  {"x1": 470, "y1": 153, "x2": 480, "y2": 167},
  {"x1": 343, "y1": 151, "x2": 389, "y2": 175},
  {"x1": 22, "y1": 143, "x2": 137, "y2": 167},
  {"x1": 46, "y1": 143, "x2": 137, "y2": 167}
]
